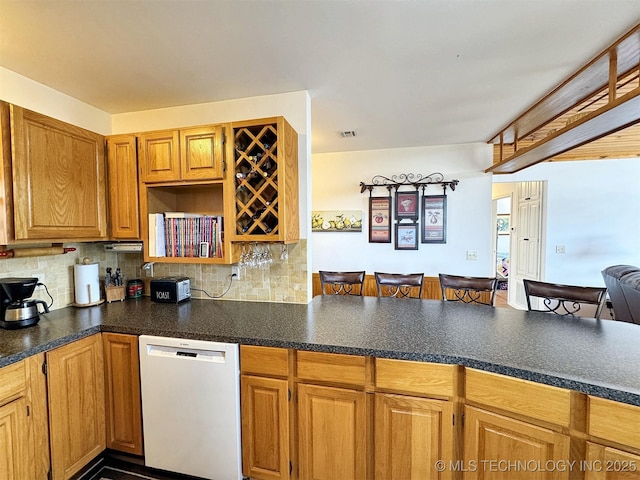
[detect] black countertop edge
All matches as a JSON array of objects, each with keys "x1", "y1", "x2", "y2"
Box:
[
  {"x1": 0, "y1": 326, "x2": 101, "y2": 366},
  {"x1": 2, "y1": 323, "x2": 639, "y2": 408},
  {"x1": 99, "y1": 325, "x2": 640, "y2": 407}
]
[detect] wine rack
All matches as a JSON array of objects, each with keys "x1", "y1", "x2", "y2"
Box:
[{"x1": 230, "y1": 117, "x2": 299, "y2": 243}]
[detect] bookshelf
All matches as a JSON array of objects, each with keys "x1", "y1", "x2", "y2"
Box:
[{"x1": 139, "y1": 181, "x2": 240, "y2": 264}]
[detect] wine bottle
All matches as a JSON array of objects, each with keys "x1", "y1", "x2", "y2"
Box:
[
  {"x1": 262, "y1": 213, "x2": 278, "y2": 233},
  {"x1": 251, "y1": 206, "x2": 267, "y2": 220},
  {"x1": 236, "y1": 186, "x2": 250, "y2": 204},
  {"x1": 241, "y1": 217, "x2": 254, "y2": 233}
]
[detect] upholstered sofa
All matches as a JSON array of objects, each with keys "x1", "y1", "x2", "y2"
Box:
[{"x1": 602, "y1": 265, "x2": 640, "y2": 324}]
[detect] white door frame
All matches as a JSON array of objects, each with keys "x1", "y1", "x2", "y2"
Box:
[{"x1": 492, "y1": 181, "x2": 546, "y2": 309}]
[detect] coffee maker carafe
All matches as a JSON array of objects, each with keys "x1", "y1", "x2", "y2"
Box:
[{"x1": 0, "y1": 277, "x2": 50, "y2": 329}]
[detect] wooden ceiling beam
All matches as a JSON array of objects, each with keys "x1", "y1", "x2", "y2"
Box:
[{"x1": 487, "y1": 23, "x2": 640, "y2": 174}]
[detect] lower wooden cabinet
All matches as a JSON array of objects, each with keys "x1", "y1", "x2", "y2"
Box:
[
  {"x1": 298, "y1": 383, "x2": 367, "y2": 480},
  {"x1": 0, "y1": 353, "x2": 48, "y2": 480},
  {"x1": 375, "y1": 393, "x2": 454, "y2": 480},
  {"x1": 241, "y1": 375, "x2": 290, "y2": 480},
  {"x1": 464, "y1": 406, "x2": 570, "y2": 480},
  {"x1": 47, "y1": 334, "x2": 105, "y2": 480},
  {"x1": 585, "y1": 442, "x2": 640, "y2": 480},
  {"x1": 586, "y1": 396, "x2": 640, "y2": 480},
  {"x1": 103, "y1": 333, "x2": 143, "y2": 455},
  {"x1": 0, "y1": 396, "x2": 30, "y2": 479}
]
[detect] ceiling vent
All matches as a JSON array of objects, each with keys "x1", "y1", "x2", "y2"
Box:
[{"x1": 339, "y1": 130, "x2": 357, "y2": 138}]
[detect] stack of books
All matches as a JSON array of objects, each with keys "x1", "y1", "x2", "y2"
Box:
[{"x1": 148, "y1": 213, "x2": 223, "y2": 258}]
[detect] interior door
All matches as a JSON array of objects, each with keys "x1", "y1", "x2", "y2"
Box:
[{"x1": 509, "y1": 181, "x2": 544, "y2": 309}]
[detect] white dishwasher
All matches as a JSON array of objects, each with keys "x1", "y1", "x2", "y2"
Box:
[{"x1": 139, "y1": 335, "x2": 242, "y2": 480}]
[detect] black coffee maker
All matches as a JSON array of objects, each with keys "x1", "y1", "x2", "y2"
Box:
[{"x1": 0, "y1": 277, "x2": 50, "y2": 329}]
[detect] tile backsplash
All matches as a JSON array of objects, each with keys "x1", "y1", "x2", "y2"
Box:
[{"x1": 0, "y1": 240, "x2": 309, "y2": 311}]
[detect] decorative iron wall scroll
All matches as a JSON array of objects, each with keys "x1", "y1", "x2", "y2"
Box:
[{"x1": 359, "y1": 173, "x2": 458, "y2": 247}]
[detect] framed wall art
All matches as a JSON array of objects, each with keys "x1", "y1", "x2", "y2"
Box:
[
  {"x1": 422, "y1": 195, "x2": 447, "y2": 243},
  {"x1": 496, "y1": 214, "x2": 510, "y2": 235},
  {"x1": 369, "y1": 197, "x2": 391, "y2": 243},
  {"x1": 311, "y1": 210, "x2": 363, "y2": 232},
  {"x1": 395, "y1": 190, "x2": 419, "y2": 221},
  {"x1": 395, "y1": 223, "x2": 419, "y2": 250}
]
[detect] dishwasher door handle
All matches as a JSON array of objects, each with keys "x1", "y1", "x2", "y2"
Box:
[{"x1": 146, "y1": 344, "x2": 227, "y2": 363}]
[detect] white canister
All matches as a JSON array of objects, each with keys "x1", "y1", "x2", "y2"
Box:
[{"x1": 74, "y1": 262, "x2": 101, "y2": 305}]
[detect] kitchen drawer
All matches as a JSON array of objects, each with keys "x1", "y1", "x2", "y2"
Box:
[
  {"x1": 240, "y1": 345, "x2": 289, "y2": 377},
  {"x1": 465, "y1": 368, "x2": 572, "y2": 427},
  {"x1": 0, "y1": 360, "x2": 27, "y2": 406},
  {"x1": 296, "y1": 350, "x2": 366, "y2": 386},
  {"x1": 588, "y1": 396, "x2": 640, "y2": 449},
  {"x1": 375, "y1": 358, "x2": 456, "y2": 397}
]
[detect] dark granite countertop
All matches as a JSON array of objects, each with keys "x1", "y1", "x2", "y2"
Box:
[{"x1": 1, "y1": 296, "x2": 639, "y2": 406}]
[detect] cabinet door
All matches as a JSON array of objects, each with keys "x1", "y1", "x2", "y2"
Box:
[
  {"x1": 103, "y1": 333, "x2": 143, "y2": 455},
  {"x1": 298, "y1": 383, "x2": 367, "y2": 480},
  {"x1": 138, "y1": 130, "x2": 180, "y2": 182},
  {"x1": 47, "y1": 334, "x2": 105, "y2": 480},
  {"x1": 0, "y1": 397, "x2": 30, "y2": 480},
  {"x1": 464, "y1": 406, "x2": 570, "y2": 480},
  {"x1": 585, "y1": 442, "x2": 640, "y2": 480},
  {"x1": 106, "y1": 135, "x2": 140, "y2": 239},
  {"x1": 0, "y1": 101, "x2": 15, "y2": 244},
  {"x1": 229, "y1": 117, "x2": 299, "y2": 243},
  {"x1": 180, "y1": 125, "x2": 224, "y2": 180},
  {"x1": 10, "y1": 105, "x2": 107, "y2": 240},
  {"x1": 375, "y1": 393, "x2": 454, "y2": 480},
  {"x1": 241, "y1": 375, "x2": 290, "y2": 480}
]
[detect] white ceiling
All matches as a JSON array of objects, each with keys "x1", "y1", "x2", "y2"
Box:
[{"x1": 1, "y1": 0, "x2": 639, "y2": 154}]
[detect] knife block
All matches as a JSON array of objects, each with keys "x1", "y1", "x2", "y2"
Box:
[{"x1": 105, "y1": 285, "x2": 126, "y2": 303}]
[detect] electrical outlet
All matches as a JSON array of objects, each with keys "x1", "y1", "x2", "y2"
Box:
[
  {"x1": 466, "y1": 250, "x2": 478, "y2": 261},
  {"x1": 231, "y1": 265, "x2": 241, "y2": 280},
  {"x1": 556, "y1": 245, "x2": 566, "y2": 254}
]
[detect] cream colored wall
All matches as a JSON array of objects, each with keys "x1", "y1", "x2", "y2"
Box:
[
  {"x1": 111, "y1": 91, "x2": 309, "y2": 137},
  {"x1": 0, "y1": 66, "x2": 111, "y2": 134}
]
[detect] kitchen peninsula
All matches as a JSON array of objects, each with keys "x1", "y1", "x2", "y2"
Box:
[
  {"x1": 1, "y1": 296, "x2": 639, "y2": 480},
  {"x1": 1, "y1": 296, "x2": 639, "y2": 403}
]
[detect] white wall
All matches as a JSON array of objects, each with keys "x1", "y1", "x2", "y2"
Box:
[
  {"x1": 493, "y1": 158, "x2": 640, "y2": 286},
  {"x1": 312, "y1": 143, "x2": 494, "y2": 276}
]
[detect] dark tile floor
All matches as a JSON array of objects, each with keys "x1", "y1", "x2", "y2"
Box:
[{"x1": 83, "y1": 455, "x2": 206, "y2": 480}]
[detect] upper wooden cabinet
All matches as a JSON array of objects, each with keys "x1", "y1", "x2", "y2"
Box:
[
  {"x1": 0, "y1": 102, "x2": 108, "y2": 242},
  {"x1": 106, "y1": 135, "x2": 140, "y2": 239},
  {"x1": 180, "y1": 126, "x2": 225, "y2": 180},
  {"x1": 137, "y1": 130, "x2": 179, "y2": 182},
  {"x1": 138, "y1": 125, "x2": 224, "y2": 183},
  {"x1": 228, "y1": 117, "x2": 299, "y2": 244}
]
